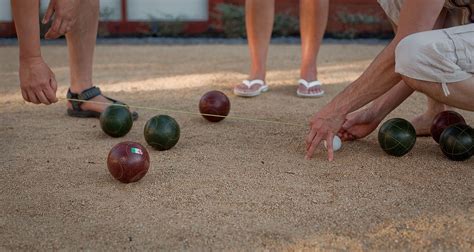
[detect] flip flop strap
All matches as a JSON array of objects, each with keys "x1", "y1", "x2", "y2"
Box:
[
  {"x1": 298, "y1": 79, "x2": 322, "y2": 88},
  {"x1": 242, "y1": 79, "x2": 265, "y2": 88},
  {"x1": 67, "y1": 86, "x2": 102, "y2": 111}
]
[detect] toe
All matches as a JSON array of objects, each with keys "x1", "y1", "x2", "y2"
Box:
[
  {"x1": 298, "y1": 84, "x2": 308, "y2": 94},
  {"x1": 309, "y1": 87, "x2": 322, "y2": 95}
]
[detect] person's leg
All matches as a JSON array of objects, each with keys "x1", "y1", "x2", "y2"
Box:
[
  {"x1": 394, "y1": 23, "x2": 474, "y2": 116},
  {"x1": 410, "y1": 96, "x2": 449, "y2": 134},
  {"x1": 408, "y1": 9, "x2": 451, "y2": 135},
  {"x1": 66, "y1": 0, "x2": 113, "y2": 113},
  {"x1": 298, "y1": 0, "x2": 328, "y2": 96},
  {"x1": 402, "y1": 76, "x2": 474, "y2": 111},
  {"x1": 234, "y1": 0, "x2": 274, "y2": 95},
  {"x1": 389, "y1": 9, "x2": 449, "y2": 135}
]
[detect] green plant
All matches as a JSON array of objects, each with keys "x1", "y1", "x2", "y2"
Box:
[
  {"x1": 215, "y1": 3, "x2": 246, "y2": 38},
  {"x1": 100, "y1": 7, "x2": 115, "y2": 21},
  {"x1": 215, "y1": 3, "x2": 300, "y2": 38},
  {"x1": 337, "y1": 12, "x2": 381, "y2": 25},
  {"x1": 273, "y1": 12, "x2": 299, "y2": 37},
  {"x1": 148, "y1": 14, "x2": 186, "y2": 37},
  {"x1": 331, "y1": 29, "x2": 358, "y2": 39}
]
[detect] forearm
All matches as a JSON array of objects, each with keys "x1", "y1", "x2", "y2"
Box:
[
  {"x1": 11, "y1": 0, "x2": 41, "y2": 59},
  {"x1": 320, "y1": 0, "x2": 445, "y2": 117},
  {"x1": 369, "y1": 80, "x2": 415, "y2": 121},
  {"x1": 324, "y1": 40, "x2": 401, "y2": 116}
]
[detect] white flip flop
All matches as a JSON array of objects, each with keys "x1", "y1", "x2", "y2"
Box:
[
  {"x1": 297, "y1": 79, "x2": 325, "y2": 98},
  {"x1": 233, "y1": 79, "x2": 269, "y2": 97}
]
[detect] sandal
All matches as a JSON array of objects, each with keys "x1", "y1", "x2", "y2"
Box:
[
  {"x1": 296, "y1": 79, "x2": 325, "y2": 98},
  {"x1": 66, "y1": 86, "x2": 139, "y2": 120},
  {"x1": 233, "y1": 79, "x2": 269, "y2": 97}
]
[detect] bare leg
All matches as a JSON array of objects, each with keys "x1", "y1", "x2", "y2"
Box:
[
  {"x1": 411, "y1": 97, "x2": 448, "y2": 135},
  {"x1": 234, "y1": 0, "x2": 274, "y2": 95},
  {"x1": 66, "y1": 0, "x2": 113, "y2": 113},
  {"x1": 392, "y1": 10, "x2": 449, "y2": 135},
  {"x1": 411, "y1": 10, "x2": 450, "y2": 135},
  {"x1": 298, "y1": 0, "x2": 328, "y2": 95},
  {"x1": 402, "y1": 76, "x2": 474, "y2": 111}
]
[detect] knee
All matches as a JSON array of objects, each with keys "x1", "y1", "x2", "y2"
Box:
[
  {"x1": 395, "y1": 33, "x2": 433, "y2": 75},
  {"x1": 400, "y1": 75, "x2": 421, "y2": 90}
]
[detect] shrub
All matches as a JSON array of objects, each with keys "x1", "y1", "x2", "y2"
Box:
[
  {"x1": 148, "y1": 13, "x2": 186, "y2": 37},
  {"x1": 337, "y1": 12, "x2": 381, "y2": 25},
  {"x1": 215, "y1": 3, "x2": 300, "y2": 38},
  {"x1": 273, "y1": 12, "x2": 299, "y2": 37},
  {"x1": 215, "y1": 4, "x2": 246, "y2": 38}
]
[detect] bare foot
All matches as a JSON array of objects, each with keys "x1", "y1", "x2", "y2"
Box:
[
  {"x1": 411, "y1": 113, "x2": 432, "y2": 136},
  {"x1": 234, "y1": 82, "x2": 265, "y2": 94},
  {"x1": 411, "y1": 99, "x2": 449, "y2": 136},
  {"x1": 299, "y1": 69, "x2": 324, "y2": 96},
  {"x1": 411, "y1": 112, "x2": 439, "y2": 136},
  {"x1": 234, "y1": 79, "x2": 268, "y2": 97},
  {"x1": 297, "y1": 84, "x2": 324, "y2": 96}
]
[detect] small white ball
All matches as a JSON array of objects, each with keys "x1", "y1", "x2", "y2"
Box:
[{"x1": 324, "y1": 135, "x2": 342, "y2": 151}]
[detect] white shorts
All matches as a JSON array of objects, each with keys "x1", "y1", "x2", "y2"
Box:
[
  {"x1": 378, "y1": 0, "x2": 474, "y2": 95},
  {"x1": 395, "y1": 24, "x2": 474, "y2": 95}
]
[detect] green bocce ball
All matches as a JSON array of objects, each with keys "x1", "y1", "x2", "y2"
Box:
[
  {"x1": 144, "y1": 115, "x2": 180, "y2": 151},
  {"x1": 100, "y1": 105, "x2": 133, "y2": 138},
  {"x1": 378, "y1": 118, "x2": 416, "y2": 157},
  {"x1": 439, "y1": 124, "x2": 473, "y2": 161}
]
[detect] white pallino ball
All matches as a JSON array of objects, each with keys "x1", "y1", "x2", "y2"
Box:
[{"x1": 323, "y1": 135, "x2": 342, "y2": 151}]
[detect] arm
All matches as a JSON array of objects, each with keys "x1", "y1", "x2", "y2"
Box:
[
  {"x1": 11, "y1": 0, "x2": 41, "y2": 60},
  {"x1": 338, "y1": 81, "x2": 415, "y2": 141},
  {"x1": 11, "y1": 0, "x2": 58, "y2": 105},
  {"x1": 305, "y1": 0, "x2": 446, "y2": 161},
  {"x1": 322, "y1": 0, "x2": 445, "y2": 117},
  {"x1": 366, "y1": 81, "x2": 415, "y2": 123}
]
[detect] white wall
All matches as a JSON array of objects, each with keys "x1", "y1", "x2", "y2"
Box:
[
  {"x1": 127, "y1": 0, "x2": 208, "y2": 21},
  {"x1": 0, "y1": 0, "x2": 12, "y2": 21}
]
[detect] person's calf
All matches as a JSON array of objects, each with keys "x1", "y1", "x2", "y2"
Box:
[{"x1": 402, "y1": 75, "x2": 474, "y2": 111}]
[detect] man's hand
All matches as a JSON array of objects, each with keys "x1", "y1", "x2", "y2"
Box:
[
  {"x1": 338, "y1": 108, "x2": 382, "y2": 141},
  {"x1": 305, "y1": 109, "x2": 345, "y2": 161},
  {"x1": 42, "y1": 0, "x2": 81, "y2": 39},
  {"x1": 19, "y1": 56, "x2": 58, "y2": 105}
]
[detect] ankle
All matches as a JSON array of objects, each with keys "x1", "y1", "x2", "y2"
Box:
[
  {"x1": 300, "y1": 69, "x2": 318, "y2": 81},
  {"x1": 69, "y1": 82, "x2": 94, "y2": 94},
  {"x1": 425, "y1": 106, "x2": 448, "y2": 117},
  {"x1": 248, "y1": 69, "x2": 266, "y2": 81}
]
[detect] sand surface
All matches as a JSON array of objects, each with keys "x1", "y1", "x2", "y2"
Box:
[{"x1": 0, "y1": 42, "x2": 473, "y2": 251}]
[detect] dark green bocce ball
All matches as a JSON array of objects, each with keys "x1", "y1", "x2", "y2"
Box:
[
  {"x1": 439, "y1": 124, "x2": 473, "y2": 161},
  {"x1": 471, "y1": 127, "x2": 474, "y2": 157},
  {"x1": 144, "y1": 115, "x2": 180, "y2": 151},
  {"x1": 378, "y1": 118, "x2": 416, "y2": 157},
  {"x1": 100, "y1": 105, "x2": 133, "y2": 138}
]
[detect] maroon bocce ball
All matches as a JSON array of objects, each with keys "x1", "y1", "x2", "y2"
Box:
[
  {"x1": 430, "y1": 111, "x2": 466, "y2": 143},
  {"x1": 199, "y1": 90, "x2": 231, "y2": 122},
  {"x1": 107, "y1": 142, "x2": 150, "y2": 183}
]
